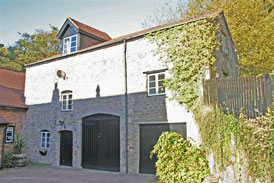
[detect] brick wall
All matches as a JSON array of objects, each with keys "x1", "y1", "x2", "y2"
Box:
[
  {"x1": 0, "y1": 109, "x2": 26, "y2": 152},
  {"x1": 0, "y1": 126, "x2": 5, "y2": 167}
]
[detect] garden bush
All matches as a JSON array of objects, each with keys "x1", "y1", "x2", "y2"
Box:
[{"x1": 151, "y1": 132, "x2": 210, "y2": 183}]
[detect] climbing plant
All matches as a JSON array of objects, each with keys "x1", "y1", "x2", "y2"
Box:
[
  {"x1": 151, "y1": 132, "x2": 210, "y2": 183},
  {"x1": 195, "y1": 106, "x2": 274, "y2": 182},
  {"x1": 147, "y1": 14, "x2": 274, "y2": 182},
  {"x1": 147, "y1": 16, "x2": 219, "y2": 111}
]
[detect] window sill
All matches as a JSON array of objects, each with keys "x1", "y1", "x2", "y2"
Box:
[
  {"x1": 147, "y1": 93, "x2": 166, "y2": 97},
  {"x1": 61, "y1": 109, "x2": 73, "y2": 112}
]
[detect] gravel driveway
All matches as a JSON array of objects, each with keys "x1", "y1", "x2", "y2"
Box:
[{"x1": 0, "y1": 166, "x2": 158, "y2": 183}]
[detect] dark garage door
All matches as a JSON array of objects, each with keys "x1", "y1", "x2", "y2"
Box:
[
  {"x1": 139, "y1": 123, "x2": 186, "y2": 174},
  {"x1": 82, "y1": 114, "x2": 120, "y2": 172}
]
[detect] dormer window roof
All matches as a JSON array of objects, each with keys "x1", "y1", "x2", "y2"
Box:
[
  {"x1": 57, "y1": 17, "x2": 112, "y2": 55},
  {"x1": 67, "y1": 17, "x2": 111, "y2": 41}
]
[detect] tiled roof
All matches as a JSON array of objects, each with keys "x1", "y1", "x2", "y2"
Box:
[
  {"x1": 0, "y1": 68, "x2": 25, "y2": 91},
  {"x1": 68, "y1": 17, "x2": 112, "y2": 41},
  {"x1": 27, "y1": 11, "x2": 223, "y2": 67},
  {"x1": 0, "y1": 85, "x2": 26, "y2": 108}
]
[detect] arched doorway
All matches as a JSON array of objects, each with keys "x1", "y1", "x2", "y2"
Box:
[
  {"x1": 82, "y1": 114, "x2": 120, "y2": 172},
  {"x1": 60, "y1": 130, "x2": 73, "y2": 166}
]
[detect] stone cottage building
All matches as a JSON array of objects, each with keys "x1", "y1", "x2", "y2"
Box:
[
  {"x1": 0, "y1": 68, "x2": 26, "y2": 168},
  {"x1": 23, "y1": 11, "x2": 239, "y2": 174}
]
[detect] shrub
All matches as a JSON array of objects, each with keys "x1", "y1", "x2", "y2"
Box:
[
  {"x1": 13, "y1": 132, "x2": 25, "y2": 154},
  {"x1": 151, "y1": 132, "x2": 210, "y2": 183},
  {"x1": 3, "y1": 150, "x2": 14, "y2": 168}
]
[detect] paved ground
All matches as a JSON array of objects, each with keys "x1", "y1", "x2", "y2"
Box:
[{"x1": 0, "y1": 166, "x2": 158, "y2": 183}]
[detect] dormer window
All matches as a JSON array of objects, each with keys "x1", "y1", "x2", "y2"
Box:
[{"x1": 63, "y1": 35, "x2": 77, "y2": 55}]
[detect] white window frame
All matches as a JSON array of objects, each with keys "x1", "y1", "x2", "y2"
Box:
[
  {"x1": 63, "y1": 35, "x2": 77, "y2": 55},
  {"x1": 40, "y1": 131, "x2": 50, "y2": 149},
  {"x1": 221, "y1": 32, "x2": 229, "y2": 54},
  {"x1": 61, "y1": 91, "x2": 73, "y2": 111},
  {"x1": 5, "y1": 126, "x2": 14, "y2": 143},
  {"x1": 148, "y1": 72, "x2": 166, "y2": 96}
]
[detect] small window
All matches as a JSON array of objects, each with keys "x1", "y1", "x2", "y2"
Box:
[
  {"x1": 61, "y1": 91, "x2": 73, "y2": 111},
  {"x1": 148, "y1": 72, "x2": 166, "y2": 96},
  {"x1": 5, "y1": 126, "x2": 14, "y2": 143},
  {"x1": 221, "y1": 32, "x2": 228, "y2": 54},
  {"x1": 40, "y1": 130, "x2": 50, "y2": 149},
  {"x1": 63, "y1": 35, "x2": 77, "y2": 55}
]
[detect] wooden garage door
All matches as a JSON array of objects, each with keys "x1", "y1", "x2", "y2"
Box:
[
  {"x1": 139, "y1": 123, "x2": 186, "y2": 174},
  {"x1": 82, "y1": 114, "x2": 120, "y2": 172}
]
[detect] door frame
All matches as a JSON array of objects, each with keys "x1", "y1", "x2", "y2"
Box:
[{"x1": 59, "y1": 130, "x2": 73, "y2": 167}]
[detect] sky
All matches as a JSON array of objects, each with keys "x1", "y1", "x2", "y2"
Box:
[{"x1": 0, "y1": 0, "x2": 180, "y2": 46}]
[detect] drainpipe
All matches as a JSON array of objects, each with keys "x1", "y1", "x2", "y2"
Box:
[
  {"x1": 124, "y1": 39, "x2": 128, "y2": 174},
  {"x1": 0, "y1": 124, "x2": 8, "y2": 169}
]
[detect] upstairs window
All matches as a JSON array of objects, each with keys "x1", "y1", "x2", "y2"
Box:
[
  {"x1": 63, "y1": 35, "x2": 77, "y2": 55},
  {"x1": 61, "y1": 91, "x2": 73, "y2": 111},
  {"x1": 5, "y1": 126, "x2": 14, "y2": 143},
  {"x1": 148, "y1": 72, "x2": 165, "y2": 96},
  {"x1": 40, "y1": 130, "x2": 50, "y2": 149}
]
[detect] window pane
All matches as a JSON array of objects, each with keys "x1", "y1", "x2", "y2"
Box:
[
  {"x1": 63, "y1": 95, "x2": 67, "y2": 100},
  {"x1": 159, "y1": 87, "x2": 165, "y2": 94},
  {"x1": 71, "y1": 41, "x2": 76, "y2": 47},
  {"x1": 62, "y1": 101, "x2": 67, "y2": 110},
  {"x1": 149, "y1": 75, "x2": 155, "y2": 82},
  {"x1": 158, "y1": 74, "x2": 165, "y2": 80},
  {"x1": 42, "y1": 133, "x2": 45, "y2": 137},
  {"x1": 47, "y1": 133, "x2": 50, "y2": 137},
  {"x1": 71, "y1": 47, "x2": 76, "y2": 53},
  {"x1": 71, "y1": 36, "x2": 77, "y2": 41},
  {"x1": 149, "y1": 88, "x2": 156, "y2": 95},
  {"x1": 149, "y1": 81, "x2": 156, "y2": 88},
  {"x1": 68, "y1": 94, "x2": 72, "y2": 99},
  {"x1": 159, "y1": 80, "x2": 164, "y2": 87}
]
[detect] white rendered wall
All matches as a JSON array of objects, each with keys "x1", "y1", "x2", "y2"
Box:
[
  {"x1": 25, "y1": 37, "x2": 200, "y2": 143},
  {"x1": 25, "y1": 44, "x2": 125, "y2": 105}
]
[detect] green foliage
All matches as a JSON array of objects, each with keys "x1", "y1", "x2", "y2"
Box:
[
  {"x1": 195, "y1": 105, "x2": 274, "y2": 182},
  {"x1": 13, "y1": 132, "x2": 25, "y2": 154},
  {"x1": 0, "y1": 25, "x2": 60, "y2": 71},
  {"x1": 147, "y1": 17, "x2": 219, "y2": 110},
  {"x1": 3, "y1": 151, "x2": 14, "y2": 168},
  {"x1": 151, "y1": 132, "x2": 210, "y2": 183},
  {"x1": 186, "y1": 0, "x2": 274, "y2": 76}
]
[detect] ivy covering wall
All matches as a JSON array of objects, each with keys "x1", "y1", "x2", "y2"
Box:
[{"x1": 148, "y1": 15, "x2": 274, "y2": 182}]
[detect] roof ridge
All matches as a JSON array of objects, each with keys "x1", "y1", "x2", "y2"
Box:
[
  {"x1": 27, "y1": 10, "x2": 224, "y2": 67},
  {"x1": 68, "y1": 17, "x2": 112, "y2": 40}
]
